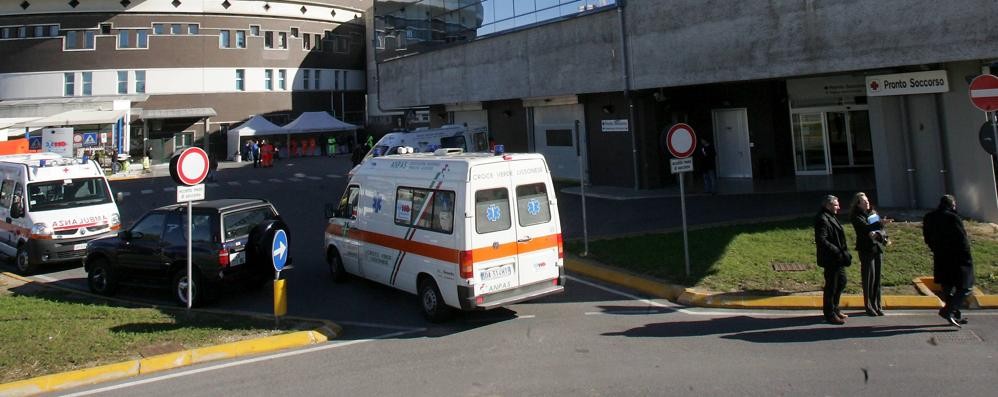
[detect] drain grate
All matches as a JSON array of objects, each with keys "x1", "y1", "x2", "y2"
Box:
[
  {"x1": 772, "y1": 262, "x2": 814, "y2": 272},
  {"x1": 929, "y1": 330, "x2": 983, "y2": 345}
]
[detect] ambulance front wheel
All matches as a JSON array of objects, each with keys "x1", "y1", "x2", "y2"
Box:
[
  {"x1": 418, "y1": 277, "x2": 452, "y2": 323},
  {"x1": 14, "y1": 244, "x2": 36, "y2": 275},
  {"x1": 326, "y1": 247, "x2": 347, "y2": 283}
]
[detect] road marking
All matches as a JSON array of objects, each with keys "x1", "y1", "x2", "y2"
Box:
[
  {"x1": 120, "y1": 192, "x2": 131, "y2": 197},
  {"x1": 248, "y1": 180, "x2": 261, "y2": 184},
  {"x1": 288, "y1": 178, "x2": 301, "y2": 182},
  {"x1": 140, "y1": 189, "x2": 154, "y2": 195},
  {"x1": 325, "y1": 174, "x2": 342, "y2": 179},
  {"x1": 227, "y1": 181, "x2": 241, "y2": 186},
  {"x1": 206, "y1": 183, "x2": 220, "y2": 188},
  {"x1": 61, "y1": 327, "x2": 426, "y2": 397},
  {"x1": 163, "y1": 187, "x2": 176, "y2": 192},
  {"x1": 268, "y1": 178, "x2": 283, "y2": 183},
  {"x1": 306, "y1": 176, "x2": 322, "y2": 180}
]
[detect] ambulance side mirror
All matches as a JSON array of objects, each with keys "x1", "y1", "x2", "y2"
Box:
[
  {"x1": 324, "y1": 203, "x2": 338, "y2": 219},
  {"x1": 9, "y1": 201, "x2": 23, "y2": 218}
]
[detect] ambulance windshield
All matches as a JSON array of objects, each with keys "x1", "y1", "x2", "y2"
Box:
[{"x1": 27, "y1": 177, "x2": 112, "y2": 212}]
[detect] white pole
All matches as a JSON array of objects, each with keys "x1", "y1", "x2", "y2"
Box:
[
  {"x1": 575, "y1": 120, "x2": 589, "y2": 256},
  {"x1": 679, "y1": 172, "x2": 690, "y2": 277},
  {"x1": 186, "y1": 199, "x2": 193, "y2": 309}
]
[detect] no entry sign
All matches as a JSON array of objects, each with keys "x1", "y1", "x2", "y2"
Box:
[
  {"x1": 666, "y1": 123, "x2": 697, "y2": 158},
  {"x1": 170, "y1": 147, "x2": 210, "y2": 186},
  {"x1": 969, "y1": 74, "x2": 998, "y2": 112}
]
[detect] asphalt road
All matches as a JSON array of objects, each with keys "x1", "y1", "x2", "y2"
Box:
[{"x1": 6, "y1": 156, "x2": 996, "y2": 396}]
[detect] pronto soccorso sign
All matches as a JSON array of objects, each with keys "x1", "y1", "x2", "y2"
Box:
[{"x1": 865, "y1": 70, "x2": 949, "y2": 97}]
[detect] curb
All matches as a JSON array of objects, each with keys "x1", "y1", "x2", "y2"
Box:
[
  {"x1": 0, "y1": 273, "x2": 342, "y2": 397},
  {"x1": 565, "y1": 257, "x2": 997, "y2": 310}
]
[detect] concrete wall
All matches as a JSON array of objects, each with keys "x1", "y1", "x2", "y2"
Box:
[{"x1": 378, "y1": 0, "x2": 998, "y2": 108}]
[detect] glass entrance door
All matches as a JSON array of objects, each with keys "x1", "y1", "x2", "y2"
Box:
[
  {"x1": 827, "y1": 110, "x2": 873, "y2": 168},
  {"x1": 792, "y1": 112, "x2": 829, "y2": 174}
]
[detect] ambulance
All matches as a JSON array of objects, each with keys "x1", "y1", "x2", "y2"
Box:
[
  {"x1": 324, "y1": 148, "x2": 565, "y2": 321},
  {"x1": 0, "y1": 153, "x2": 121, "y2": 274},
  {"x1": 365, "y1": 125, "x2": 490, "y2": 160}
]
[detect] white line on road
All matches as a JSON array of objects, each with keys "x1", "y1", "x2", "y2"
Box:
[
  {"x1": 206, "y1": 183, "x2": 219, "y2": 188},
  {"x1": 306, "y1": 176, "x2": 322, "y2": 180},
  {"x1": 268, "y1": 179, "x2": 283, "y2": 183},
  {"x1": 325, "y1": 174, "x2": 342, "y2": 179},
  {"x1": 227, "y1": 181, "x2": 241, "y2": 186},
  {"x1": 163, "y1": 187, "x2": 175, "y2": 192},
  {"x1": 61, "y1": 328, "x2": 426, "y2": 397},
  {"x1": 140, "y1": 189, "x2": 154, "y2": 195}
]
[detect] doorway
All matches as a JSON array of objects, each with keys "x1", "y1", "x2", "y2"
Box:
[
  {"x1": 711, "y1": 108, "x2": 752, "y2": 178},
  {"x1": 791, "y1": 106, "x2": 872, "y2": 175}
]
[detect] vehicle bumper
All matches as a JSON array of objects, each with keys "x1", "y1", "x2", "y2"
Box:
[
  {"x1": 27, "y1": 232, "x2": 115, "y2": 265},
  {"x1": 457, "y1": 267, "x2": 566, "y2": 310}
]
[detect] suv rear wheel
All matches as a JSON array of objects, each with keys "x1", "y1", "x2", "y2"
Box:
[{"x1": 173, "y1": 269, "x2": 202, "y2": 307}]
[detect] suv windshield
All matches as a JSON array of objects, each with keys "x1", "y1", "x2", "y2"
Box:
[
  {"x1": 223, "y1": 206, "x2": 277, "y2": 240},
  {"x1": 27, "y1": 177, "x2": 112, "y2": 212}
]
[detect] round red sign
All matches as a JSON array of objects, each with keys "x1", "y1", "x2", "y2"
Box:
[
  {"x1": 170, "y1": 147, "x2": 209, "y2": 186},
  {"x1": 969, "y1": 74, "x2": 998, "y2": 112},
  {"x1": 666, "y1": 123, "x2": 697, "y2": 158}
]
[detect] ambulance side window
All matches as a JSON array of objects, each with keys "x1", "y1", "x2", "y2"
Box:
[
  {"x1": 474, "y1": 188, "x2": 511, "y2": 234},
  {"x1": 515, "y1": 183, "x2": 552, "y2": 226},
  {"x1": 0, "y1": 179, "x2": 14, "y2": 209},
  {"x1": 337, "y1": 185, "x2": 359, "y2": 219},
  {"x1": 394, "y1": 186, "x2": 454, "y2": 234}
]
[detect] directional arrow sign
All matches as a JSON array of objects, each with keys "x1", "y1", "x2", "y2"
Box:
[{"x1": 272, "y1": 229, "x2": 289, "y2": 272}]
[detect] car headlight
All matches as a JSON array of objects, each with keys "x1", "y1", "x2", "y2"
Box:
[
  {"x1": 31, "y1": 222, "x2": 53, "y2": 236},
  {"x1": 110, "y1": 213, "x2": 120, "y2": 227}
]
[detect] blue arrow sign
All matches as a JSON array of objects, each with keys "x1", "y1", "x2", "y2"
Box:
[{"x1": 272, "y1": 229, "x2": 288, "y2": 271}]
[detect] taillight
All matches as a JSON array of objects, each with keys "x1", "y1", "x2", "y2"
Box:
[
  {"x1": 218, "y1": 249, "x2": 230, "y2": 267},
  {"x1": 459, "y1": 250, "x2": 474, "y2": 279},
  {"x1": 557, "y1": 233, "x2": 564, "y2": 259}
]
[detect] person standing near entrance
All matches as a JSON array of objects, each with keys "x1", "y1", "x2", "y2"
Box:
[
  {"x1": 923, "y1": 194, "x2": 973, "y2": 327},
  {"x1": 251, "y1": 140, "x2": 261, "y2": 168},
  {"x1": 815, "y1": 195, "x2": 851, "y2": 325},
  {"x1": 849, "y1": 192, "x2": 888, "y2": 317},
  {"x1": 697, "y1": 138, "x2": 717, "y2": 194}
]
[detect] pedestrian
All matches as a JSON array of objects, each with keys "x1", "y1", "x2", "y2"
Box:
[
  {"x1": 251, "y1": 140, "x2": 260, "y2": 168},
  {"x1": 697, "y1": 138, "x2": 717, "y2": 194},
  {"x1": 849, "y1": 192, "x2": 889, "y2": 317},
  {"x1": 815, "y1": 194, "x2": 851, "y2": 325},
  {"x1": 923, "y1": 194, "x2": 973, "y2": 327},
  {"x1": 351, "y1": 144, "x2": 366, "y2": 167},
  {"x1": 243, "y1": 141, "x2": 251, "y2": 163}
]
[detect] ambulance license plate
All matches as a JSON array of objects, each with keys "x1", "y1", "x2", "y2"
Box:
[
  {"x1": 73, "y1": 243, "x2": 88, "y2": 251},
  {"x1": 480, "y1": 264, "x2": 513, "y2": 282}
]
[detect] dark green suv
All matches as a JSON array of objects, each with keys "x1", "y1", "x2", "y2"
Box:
[{"x1": 84, "y1": 199, "x2": 288, "y2": 307}]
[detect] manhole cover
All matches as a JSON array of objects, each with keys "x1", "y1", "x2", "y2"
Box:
[
  {"x1": 929, "y1": 330, "x2": 982, "y2": 345},
  {"x1": 772, "y1": 262, "x2": 814, "y2": 272}
]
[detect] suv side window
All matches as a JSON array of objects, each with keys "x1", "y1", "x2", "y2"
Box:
[
  {"x1": 131, "y1": 212, "x2": 166, "y2": 241},
  {"x1": 223, "y1": 206, "x2": 276, "y2": 240},
  {"x1": 164, "y1": 212, "x2": 215, "y2": 246}
]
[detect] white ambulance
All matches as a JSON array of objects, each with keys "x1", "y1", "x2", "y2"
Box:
[
  {"x1": 365, "y1": 125, "x2": 490, "y2": 160},
  {"x1": 0, "y1": 153, "x2": 121, "y2": 274},
  {"x1": 324, "y1": 149, "x2": 565, "y2": 321}
]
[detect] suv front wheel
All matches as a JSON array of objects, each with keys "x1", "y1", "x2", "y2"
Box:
[
  {"x1": 87, "y1": 258, "x2": 118, "y2": 296},
  {"x1": 173, "y1": 269, "x2": 202, "y2": 307}
]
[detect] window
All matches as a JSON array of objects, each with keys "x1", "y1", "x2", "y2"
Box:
[
  {"x1": 130, "y1": 213, "x2": 165, "y2": 242},
  {"x1": 1, "y1": 27, "x2": 11, "y2": 39},
  {"x1": 314, "y1": 70, "x2": 321, "y2": 90},
  {"x1": 335, "y1": 36, "x2": 348, "y2": 53},
  {"x1": 153, "y1": 23, "x2": 165, "y2": 35},
  {"x1": 34, "y1": 25, "x2": 44, "y2": 38},
  {"x1": 188, "y1": 24, "x2": 198, "y2": 34},
  {"x1": 236, "y1": 30, "x2": 245, "y2": 48},
  {"x1": 314, "y1": 33, "x2": 321, "y2": 50},
  {"x1": 336, "y1": 186, "x2": 360, "y2": 219},
  {"x1": 65, "y1": 30, "x2": 78, "y2": 49},
  {"x1": 303, "y1": 33, "x2": 311, "y2": 50},
  {"x1": 136, "y1": 29, "x2": 148, "y2": 48},
  {"x1": 117, "y1": 71, "x2": 128, "y2": 94},
  {"x1": 0, "y1": 180, "x2": 14, "y2": 208},
  {"x1": 27, "y1": 178, "x2": 112, "y2": 212},
  {"x1": 334, "y1": 70, "x2": 340, "y2": 91},
  {"x1": 135, "y1": 70, "x2": 146, "y2": 93},
  {"x1": 219, "y1": 30, "x2": 230, "y2": 48},
  {"x1": 83, "y1": 31, "x2": 94, "y2": 49},
  {"x1": 515, "y1": 183, "x2": 552, "y2": 226},
  {"x1": 545, "y1": 129, "x2": 573, "y2": 147},
  {"x1": 64, "y1": 73, "x2": 75, "y2": 96},
  {"x1": 235, "y1": 69, "x2": 245, "y2": 91},
  {"x1": 290, "y1": 27, "x2": 299, "y2": 38},
  {"x1": 82, "y1": 72, "x2": 92, "y2": 96},
  {"x1": 475, "y1": 188, "x2": 511, "y2": 234},
  {"x1": 395, "y1": 187, "x2": 455, "y2": 234},
  {"x1": 264, "y1": 31, "x2": 273, "y2": 48},
  {"x1": 49, "y1": 25, "x2": 59, "y2": 37},
  {"x1": 17, "y1": 26, "x2": 26, "y2": 38},
  {"x1": 278, "y1": 69, "x2": 287, "y2": 90},
  {"x1": 100, "y1": 23, "x2": 111, "y2": 35},
  {"x1": 265, "y1": 69, "x2": 273, "y2": 91},
  {"x1": 250, "y1": 25, "x2": 260, "y2": 36},
  {"x1": 170, "y1": 24, "x2": 181, "y2": 34},
  {"x1": 117, "y1": 30, "x2": 129, "y2": 48},
  {"x1": 164, "y1": 213, "x2": 214, "y2": 245},
  {"x1": 278, "y1": 32, "x2": 287, "y2": 49},
  {"x1": 303, "y1": 70, "x2": 310, "y2": 90},
  {"x1": 223, "y1": 207, "x2": 277, "y2": 239}
]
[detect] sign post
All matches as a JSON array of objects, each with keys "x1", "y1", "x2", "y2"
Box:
[
  {"x1": 969, "y1": 75, "x2": 998, "y2": 170},
  {"x1": 666, "y1": 123, "x2": 696, "y2": 278},
  {"x1": 170, "y1": 147, "x2": 210, "y2": 310},
  {"x1": 271, "y1": 229, "x2": 289, "y2": 325},
  {"x1": 575, "y1": 120, "x2": 589, "y2": 256}
]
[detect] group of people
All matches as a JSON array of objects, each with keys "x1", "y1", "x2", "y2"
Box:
[
  {"x1": 242, "y1": 139, "x2": 277, "y2": 168},
  {"x1": 815, "y1": 193, "x2": 974, "y2": 327}
]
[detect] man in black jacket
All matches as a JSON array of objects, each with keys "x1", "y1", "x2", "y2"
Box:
[
  {"x1": 923, "y1": 194, "x2": 974, "y2": 327},
  {"x1": 815, "y1": 195, "x2": 851, "y2": 324}
]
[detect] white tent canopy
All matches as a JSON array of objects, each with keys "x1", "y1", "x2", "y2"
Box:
[
  {"x1": 281, "y1": 111, "x2": 357, "y2": 134},
  {"x1": 226, "y1": 115, "x2": 281, "y2": 160}
]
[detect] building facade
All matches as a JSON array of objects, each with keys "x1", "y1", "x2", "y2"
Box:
[
  {"x1": 0, "y1": 0, "x2": 367, "y2": 161},
  {"x1": 374, "y1": 0, "x2": 998, "y2": 221}
]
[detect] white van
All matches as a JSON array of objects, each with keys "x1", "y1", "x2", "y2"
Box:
[
  {"x1": 324, "y1": 149, "x2": 565, "y2": 321},
  {"x1": 365, "y1": 125, "x2": 490, "y2": 160},
  {"x1": 0, "y1": 153, "x2": 121, "y2": 274}
]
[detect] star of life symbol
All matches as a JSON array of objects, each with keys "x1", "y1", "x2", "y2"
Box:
[
  {"x1": 527, "y1": 199, "x2": 541, "y2": 216},
  {"x1": 372, "y1": 196, "x2": 383, "y2": 213},
  {"x1": 486, "y1": 204, "x2": 501, "y2": 222}
]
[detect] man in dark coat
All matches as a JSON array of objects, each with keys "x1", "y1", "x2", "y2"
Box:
[
  {"x1": 923, "y1": 194, "x2": 974, "y2": 327},
  {"x1": 697, "y1": 138, "x2": 717, "y2": 194},
  {"x1": 815, "y1": 195, "x2": 851, "y2": 324}
]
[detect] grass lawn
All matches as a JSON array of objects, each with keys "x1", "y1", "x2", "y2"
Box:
[
  {"x1": 566, "y1": 217, "x2": 998, "y2": 295},
  {"x1": 0, "y1": 281, "x2": 311, "y2": 383}
]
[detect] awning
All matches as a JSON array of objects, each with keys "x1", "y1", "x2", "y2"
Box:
[
  {"x1": 281, "y1": 111, "x2": 358, "y2": 134},
  {"x1": 0, "y1": 117, "x2": 41, "y2": 131},
  {"x1": 11, "y1": 109, "x2": 128, "y2": 129},
  {"x1": 136, "y1": 108, "x2": 217, "y2": 120}
]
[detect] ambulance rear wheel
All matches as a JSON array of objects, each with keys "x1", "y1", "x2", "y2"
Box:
[
  {"x1": 14, "y1": 245, "x2": 36, "y2": 275},
  {"x1": 327, "y1": 248, "x2": 347, "y2": 283},
  {"x1": 418, "y1": 277, "x2": 452, "y2": 323}
]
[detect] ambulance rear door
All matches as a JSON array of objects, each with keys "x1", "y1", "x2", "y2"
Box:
[
  {"x1": 509, "y1": 158, "x2": 561, "y2": 286},
  {"x1": 469, "y1": 161, "x2": 519, "y2": 296}
]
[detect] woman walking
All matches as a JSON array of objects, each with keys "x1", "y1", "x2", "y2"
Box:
[{"x1": 849, "y1": 192, "x2": 889, "y2": 316}]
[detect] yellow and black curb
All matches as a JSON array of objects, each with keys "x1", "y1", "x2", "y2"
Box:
[
  {"x1": 0, "y1": 272, "x2": 341, "y2": 397},
  {"x1": 565, "y1": 256, "x2": 998, "y2": 310}
]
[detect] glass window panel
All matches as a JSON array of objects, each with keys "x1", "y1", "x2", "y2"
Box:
[
  {"x1": 64, "y1": 73, "x2": 75, "y2": 96},
  {"x1": 65, "y1": 30, "x2": 78, "y2": 49},
  {"x1": 279, "y1": 69, "x2": 287, "y2": 90},
  {"x1": 475, "y1": 188, "x2": 511, "y2": 234},
  {"x1": 170, "y1": 24, "x2": 181, "y2": 34},
  {"x1": 82, "y1": 72, "x2": 92, "y2": 96},
  {"x1": 117, "y1": 70, "x2": 128, "y2": 94},
  {"x1": 83, "y1": 31, "x2": 94, "y2": 48},
  {"x1": 219, "y1": 30, "x2": 230, "y2": 48},
  {"x1": 235, "y1": 69, "x2": 245, "y2": 91},
  {"x1": 118, "y1": 30, "x2": 129, "y2": 47},
  {"x1": 49, "y1": 25, "x2": 59, "y2": 37},
  {"x1": 188, "y1": 24, "x2": 198, "y2": 34},
  {"x1": 153, "y1": 24, "x2": 164, "y2": 34},
  {"x1": 250, "y1": 25, "x2": 260, "y2": 36},
  {"x1": 131, "y1": 213, "x2": 165, "y2": 242},
  {"x1": 516, "y1": 183, "x2": 551, "y2": 226},
  {"x1": 135, "y1": 70, "x2": 146, "y2": 93},
  {"x1": 236, "y1": 30, "x2": 245, "y2": 48},
  {"x1": 136, "y1": 29, "x2": 148, "y2": 48},
  {"x1": 265, "y1": 69, "x2": 273, "y2": 90}
]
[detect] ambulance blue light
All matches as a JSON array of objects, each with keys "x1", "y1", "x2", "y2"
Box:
[{"x1": 493, "y1": 144, "x2": 505, "y2": 155}]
